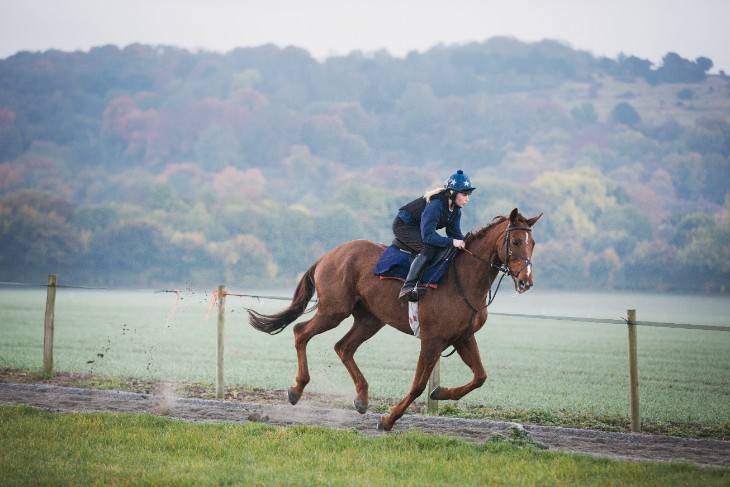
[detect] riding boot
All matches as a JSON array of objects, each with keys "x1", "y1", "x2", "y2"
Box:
[{"x1": 399, "y1": 253, "x2": 429, "y2": 302}]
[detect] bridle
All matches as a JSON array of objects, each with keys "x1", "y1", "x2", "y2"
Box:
[
  {"x1": 494, "y1": 225, "x2": 534, "y2": 279},
  {"x1": 444, "y1": 223, "x2": 534, "y2": 357},
  {"x1": 462, "y1": 224, "x2": 534, "y2": 283}
]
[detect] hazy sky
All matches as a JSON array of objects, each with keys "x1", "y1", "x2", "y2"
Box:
[{"x1": 1, "y1": 0, "x2": 728, "y2": 73}]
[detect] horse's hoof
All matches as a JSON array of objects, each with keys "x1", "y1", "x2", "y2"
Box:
[
  {"x1": 429, "y1": 386, "x2": 441, "y2": 401},
  {"x1": 287, "y1": 388, "x2": 300, "y2": 405},
  {"x1": 377, "y1": 417, "x2": 393, "y2": 432},
  {"x1": 353, "y1": 397, "x2": 368, "y2": 414}
]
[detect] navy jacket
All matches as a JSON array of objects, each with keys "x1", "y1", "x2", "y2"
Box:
[{"x1": 397, "y1": 193, "x2": 464, "y2": 247}]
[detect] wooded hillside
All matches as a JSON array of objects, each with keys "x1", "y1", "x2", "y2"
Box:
[{"x1": 1, "y1": 38, "x2": 728, "y2": 293}]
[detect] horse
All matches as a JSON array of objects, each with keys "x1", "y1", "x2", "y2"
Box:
[{"x1": 248, "y1": 208, "x2": 542, "y2": 431}]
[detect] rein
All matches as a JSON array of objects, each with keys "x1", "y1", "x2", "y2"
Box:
[{"x1": 442, "y1": 224, "x2": 533, "y2": 358}]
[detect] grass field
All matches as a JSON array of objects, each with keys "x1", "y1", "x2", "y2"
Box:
[
  {"x1": 1, "y1": 405, "x2": 727, "y2": 486},
  {"x1": 1, "y1": 287, "x2": 729, "y2": 426}
]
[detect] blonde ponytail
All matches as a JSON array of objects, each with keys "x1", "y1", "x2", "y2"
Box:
[{"x1": 424, "y1": 188, "x2": 449, "y2": 202}]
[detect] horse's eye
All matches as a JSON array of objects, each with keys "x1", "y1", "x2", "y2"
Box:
[{"x1": 512, "y1": 239, "x2": 520, "y2": 246}]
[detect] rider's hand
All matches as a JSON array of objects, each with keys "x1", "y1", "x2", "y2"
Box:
[{"x1": 452, "y1": 239, "x2": 465, "y2": 249}]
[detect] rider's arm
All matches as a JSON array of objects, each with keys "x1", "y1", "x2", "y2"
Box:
[{"x1": 420, "y1": 199, "x2": 452, "y2": 247}]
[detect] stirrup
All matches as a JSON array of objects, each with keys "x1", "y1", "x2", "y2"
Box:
[
  {"x1": 398, "y1": 286, "x2": 414, "y2": 302},
  {"x1": 399, "y1": 285, "x2": 426, "y2": 303},
  {"x1": 411, "y1": 286, "x2": 427, "y2": 302}
]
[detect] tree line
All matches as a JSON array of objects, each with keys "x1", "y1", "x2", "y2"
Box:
[{"x1": 0, "y1": 38, "x2": 728, "y2": 293}]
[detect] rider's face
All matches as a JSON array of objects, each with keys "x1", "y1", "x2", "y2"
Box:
[{"x1": 454, "y1": 192, "x2": 470, "y2": 208}]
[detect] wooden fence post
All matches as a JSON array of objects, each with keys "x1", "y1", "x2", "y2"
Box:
[
  {"x1": 216, "y1": 285, "x2": 226, "y2": 399},
  {"x1": 43, "y1": 274, "x2": 57, "y2": 376},
  {"x1": 627, "y1": 309, "x2": 641, "y2": 432},
  {"x1": 427, "y1": 357, "x2": 440, "y2": 413}
]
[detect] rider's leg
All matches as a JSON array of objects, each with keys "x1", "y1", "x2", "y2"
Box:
[
  {"x1": 398, "y1": 245, "x2": 436, "y2": 302},
  {"x1": 398, "y1": 252, "x2": 429, "y2": 302}
]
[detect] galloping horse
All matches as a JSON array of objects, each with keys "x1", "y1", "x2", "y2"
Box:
[{"x1": 248, "y1": 208, "x2": 542, "y2": 430}]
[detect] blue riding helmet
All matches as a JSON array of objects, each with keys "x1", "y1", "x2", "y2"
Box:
[{"x1": 445, "y1": 170, "x2": 475, "y2": 193}]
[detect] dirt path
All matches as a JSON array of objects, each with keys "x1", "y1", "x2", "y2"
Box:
[{"x1": 1, "y1": 382, "x2": 728, "y2": 469}]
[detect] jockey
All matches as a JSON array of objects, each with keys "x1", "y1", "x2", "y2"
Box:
[{"x1": 393, "y1": 169, "x2": 475, "y2": 302}]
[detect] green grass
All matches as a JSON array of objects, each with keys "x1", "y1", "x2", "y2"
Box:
[
  {"x1": 1, "y1": 405, "x2": 726, "y2": 486},
  {"x1": 1, "y1": 288, "x2": 729, "y2": 426}
]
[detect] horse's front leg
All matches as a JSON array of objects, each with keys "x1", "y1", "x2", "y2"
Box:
[
  {"x1": 378, "y1": 339, "x2": 442, "y2": 431},
  {"x1": 429, "y1": 335, "x2": 487, "y2": 401}
]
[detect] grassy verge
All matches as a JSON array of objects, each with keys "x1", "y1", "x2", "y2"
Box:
[
  {"x1": 2, "y1": 406, "x2": 727, "y2": 487},
  {"x1": 2, "y1": 368, "x2": 728, "y2": 441}
]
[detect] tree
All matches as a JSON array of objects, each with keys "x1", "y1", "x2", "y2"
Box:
[
  {"x1": 679, "y1": 197, "x2": 730, "y2": 288},
  {"x1": 702, "y1": 154, "x2": 730, "y2": 204},
  {"x1": 656, "y1": 52, "x2": 712, "y2": 83},
  {"x1": 211, "y1": 167, "x2": 265, "y2": 206},
  {"x1": 616, "y1": 55, "x2": 653, "y2": 81},
  {"x1": 330, "y1": 183, "x2": 392, "y2": 241},
  {"x1": 300, "y1": 113, "x2": 372, "y2": 166},
  {"x1": 611, "y1": 102, "x2": 640, "y2": 127},
  {"x1": 194, "y1": 124, "x2": 243, "y2": 171},
  {"x1": 595, "y1": 205, "x2": 653, "y2": 255},
  {"x1": 530, "y1": 167, "x2": 618, "y2": 237},
  {"x1": 0, "y1": 191, "x2": 79, "y2": 280},
  {"x1": 208, "y1": 234, "x2": 276, "y2": 284},
  {"x1": 625, "y1": 240, "x2": 683, "y2": 292},
  {"x1": 85, "y1": 219, "x2": 174, "y2": 286},
  {"x1": 571, "y1": 103, "x2": 598, "y2": 126},
  {"x1": 101, "y1": 96, "x2": 165, "y2": 164},
  {"x1": 313, "y1": 204, "x2": 366, "y2": 251},
  {"x1": 0, "y1": 108, "x2": 24, "y2": 162}
]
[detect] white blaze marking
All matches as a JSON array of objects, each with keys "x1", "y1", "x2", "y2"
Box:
[{"x1": 525, "y1": 231, "x2": 532, "y2": 277}]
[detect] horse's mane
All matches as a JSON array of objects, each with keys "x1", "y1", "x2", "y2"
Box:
[{"x1": 469, "y1": 214, "x2": 511, "y2": 241}]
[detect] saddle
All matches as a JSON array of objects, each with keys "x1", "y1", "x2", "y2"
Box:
[{"x1": 373, "y1": 239, "x2": 456, "y2": 288}]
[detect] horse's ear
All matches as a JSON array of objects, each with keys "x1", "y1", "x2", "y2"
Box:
[
  {"x1": 527, "y1": 213, "x2": 543, "y2": 227},
  {"x1": 509, "y1": 208, "x2": 519, "y2": 224}
]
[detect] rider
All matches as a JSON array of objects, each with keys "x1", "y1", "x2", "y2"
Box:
[{"x1": 393, "y1": 169, "x2": 475, "y2": 302}]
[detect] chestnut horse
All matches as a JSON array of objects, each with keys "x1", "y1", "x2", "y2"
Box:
[{"x1": 248, "y1": 208, "x2": 542, "y2": 431}]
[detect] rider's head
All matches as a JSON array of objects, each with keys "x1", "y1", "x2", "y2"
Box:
[{"x1": 445, "y1": 170, "x2": 475, "y2": 200}]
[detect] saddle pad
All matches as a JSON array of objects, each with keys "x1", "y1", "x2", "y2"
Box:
[{"x1": 373, "y1": 245, "x2": 450, "y2": 287}]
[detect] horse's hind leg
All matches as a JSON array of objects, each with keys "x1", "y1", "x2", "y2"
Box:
[
  {"x1": 429, "y1": 335, "x2": 487, "y2": 401},
  {"x1": 289, "y1": 311, "x2": 349, "y2": 405},
  {"x1": 334, "y1": 304, "x2": 385, "y2": 414}
]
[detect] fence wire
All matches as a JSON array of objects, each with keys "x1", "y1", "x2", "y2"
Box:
[
  {"x1": 2, "y1": 280, "x2": 729, "y2": 332},
  {"x1": 489, "y1": 312, "x2": 730, "y2": 332}
]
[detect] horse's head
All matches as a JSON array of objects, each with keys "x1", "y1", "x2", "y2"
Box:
[{"x1": 499, "y1": 208, "x2": 542, "y2": 293}]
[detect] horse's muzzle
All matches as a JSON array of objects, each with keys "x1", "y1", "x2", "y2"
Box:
[{"x1": 515, "y1": 276, "x2": 533, "y2": 293}]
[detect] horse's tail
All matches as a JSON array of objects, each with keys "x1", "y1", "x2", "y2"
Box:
[{"x1": 248, "y1": 262, "x2": 318, "y2": 335}]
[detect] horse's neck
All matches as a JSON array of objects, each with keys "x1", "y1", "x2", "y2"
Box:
[
  {"x1": 456, "y1": 223, "x2": 505, "y2": 295},
  {"x1": 477, "y1": 223, "x2": 505, "y2": 269}
]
